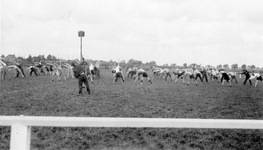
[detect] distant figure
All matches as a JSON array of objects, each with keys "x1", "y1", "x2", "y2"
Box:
[
  {"x1": 112, "y1": 63, "x2": 125, "y2": 84},
  {"x1": 71, "y1": 61, "x2": 91, "y2": 95},
  {"x1": 221, "y1": 72, "x2": 232, "y2": 87},
  {"x1": 15, "y1": 63, "x2": 26, "y2": 78},
  {"x1": 227, "y1": 72, "x2": 238, "y2": 84},
  {"x1": 240, "y1": 70, "x2": 252, "y2": 86},
  {"x1": 127, "y1": 67, "x2": 137, "y2": 79},
  {"x1": 134, "y1": 68, "x2": 152, "y2": 84},
  {"x1": 201, "y1": 67, "x2": 208, "y2": 82},
  {"x1": 28, "y1": 66, "x2": 39, "y2": 76},
  {"x1": 0, "y1": 60, "x2": 12, "y2": 80},
  {"x1": 8, "y1": 65, "x2": 25, "y2": 78},
  {"x1": 249, "y1": 71, "x2": 263, "y2": 87},
  {"x1": 35, "y1": 62, "x2": 46, "y2": 75},
  {"x1": 193, "y1": 69, "x2": 202, "y2": 82}
]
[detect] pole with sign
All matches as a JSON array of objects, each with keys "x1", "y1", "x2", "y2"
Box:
[{"x1": 78, "y1": 31, "x2": 85, "y2": 62}]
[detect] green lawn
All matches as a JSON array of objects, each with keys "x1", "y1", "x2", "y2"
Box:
[{"x1": 1, "y1": 69, "x2": 263, "y2": 150}]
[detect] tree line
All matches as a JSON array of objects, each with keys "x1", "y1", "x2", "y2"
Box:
[{"x1": 0, "y1": 54, "x2": 261, "y2": 70}]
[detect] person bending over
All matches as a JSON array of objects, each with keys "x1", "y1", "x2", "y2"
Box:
[{"x1": 71, "y1": 62, "x2": 91, "y2": 95}]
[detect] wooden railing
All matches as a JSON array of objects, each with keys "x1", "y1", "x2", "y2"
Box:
[{"x1": 0, "y1": 116, "x2": 262, "y2": 150}]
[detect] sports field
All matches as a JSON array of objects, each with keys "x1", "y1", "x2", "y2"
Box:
[{"x1": 0, "y1": 69, "x2": 263, "y2": 150}]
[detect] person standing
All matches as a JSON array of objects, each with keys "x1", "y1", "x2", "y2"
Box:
[
  {"x1": 240, "y1": 69, "x2": 252, "y2": 86},
  {"x1": 201, "y1": 67, "x2": 208, "y2": 82},
  {"x1": 112, "y1": 63, "x2": 125, "y2": 84},
  {"x1": 71, "y1": 61, "x2": 91, "y2": 95}
]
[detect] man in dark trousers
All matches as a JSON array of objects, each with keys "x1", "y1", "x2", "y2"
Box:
[
  {"x1": 71, "y1": 61, "x2": 91, "y2": 95},
  {"x1": 240, "y1": 69, "x2": 252, "y2": 85},
  {"x1": 36, "y1": 62, "x2": 46, "y2": 75},
  {"x1": 28, "y1": 66, "x2": 39, "y2": 76},
  {"x1": 201, "y1": 67, "x2": 208, "y2": 82}
]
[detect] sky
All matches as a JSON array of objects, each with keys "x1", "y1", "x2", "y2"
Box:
[{"x1": 1, "y1": 0, "x2": 263, "y2": 67}]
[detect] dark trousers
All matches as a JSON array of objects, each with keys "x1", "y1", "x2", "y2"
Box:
[
  {"x1": 95, "y1": 70, "x2": 100, "y2": 78},
  {"x1": 127, "y1": 71, "x2": 136, "y2": 79},
  {"x1": 16, "y1": 71, "x2": 22, "y2": 78},
  {"x1": 115, "y1": 72, "x2": 125, "y2": 82},
  {"x1": 78, "y1": 74, "x2": 90, "y2": 95},
  {"x1": 40, "y1": 68, "x2": 45, "y2": 75},
  {"x1": 165, "y1": 72, "x2": 172, "y2": 81},
  {"x1": 16, "y1": 66, "x2": 26, "y2": 77},
  {"x1": 231, "y1": 76, "x2": 238, "y2": 83},
  {"x1": 94, "y1": 67, "x2": 100, "y2": 78},
  {"x1": 244, "y1": 77, "x2": 252, "y2": 85},
  {"x1": 221, "y1": 73, "x2": 230, "y2": 82},
  {"x1": 202, "y1": 73, "x2": 208, "y2": 82},
  {"x1": 30, "y1": 70, "x2": 38, "y2": 76},
  {"x1": 195, "y1": 74, "x2": 202, "y2": 81}
]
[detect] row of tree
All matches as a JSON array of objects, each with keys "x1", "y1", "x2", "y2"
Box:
[
  {"x1": 1, "y1": 54, "x2": 60, "y2": 64},
  {"x1": 0, "y1": 54, "x2": 260, "y2": 69}
]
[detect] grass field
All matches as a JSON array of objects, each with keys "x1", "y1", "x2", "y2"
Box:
[{"x1": 0, "y1": 69, "x2": 263, "y2": 150}]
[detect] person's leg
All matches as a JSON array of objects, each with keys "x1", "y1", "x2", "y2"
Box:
[
  {"x1": 147, "y1": 77, "x2": 152, "y2": 84},
  {"x1": 243, "y1": 78, "x2": 248, "y2": 85},
  {"x1": 249, "y1": 79, "x2": 252, "y2": 85},
  {"x1": 15, "y1": 68, "x2": 23, "y2": 78},
  {"x1": 204, "y1": 74, "x2": 208, "y2": 82},
  {"x1": 57, "y1": 70, "x2": 62, "y2": 82},
  {"x1": 34, "y1": 70, "x2": 38, "y2": 76},
  {"x1": 134, "y1": 74, "x2": 139, "y2": 81},
  {"x1": 221, "y1": 75, "x2": 224, "y2": 85},
  {"x1": 16, "y1": 70, "x2": 20, "y2": 78},
  {"x1": 195, "y1": 79, "x2": 198, "y2": 86},
  {"x1": 140, "y1": 76, "x2": 144, "y2": 84},
  {"x1": 174, "y1": 77, "x2": 178, "y2": 82},
  {"x1": 164, "y1": 73, "x2": 169, "y2": 81},
  {"x1": 20, "y1": 67, "x2": 26, "y2": 77},
  {"x1": 119, "y1": 73, "x2": 125, "y2": 83},
  {"x1": 83, "y1": 76, "x2": 90, "y2": 95},
  {"x1": 88, "y1": 74, "x2": 94, "y2": 83},
  {"x1": 168, "y1": 73, "x2": 172, "y2": 81},
  {"x1": 199, "y1": 74, "x2": 203, "y2": 81},
  {"x1": 113, "y1": 73, "x2": 117, "y2": 83},
  {"x1": 255, "y1": 80, "x2": 258, "y2": 87},
  {"x1": 228, "y1": 79, "x2": 232, "y2": 87},
  {"x1": 234, "y1": 76, "x2": 238, "y2": 83},
  {"x1": 201, "y1": 74, "x2": 204, "y2": 82},
  {"x1": 195, "y1": 74, "x2": 198, "y2": 81},
  {"x1": 78, "y1": 76, "x2": 83, "y2": 95},
  {"x1": 96, "y1": 69, "x2": 100, "y2": 79}
]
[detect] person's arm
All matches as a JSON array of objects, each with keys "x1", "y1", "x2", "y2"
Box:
[
  {"x1": 0, "y1": 60, "x2": 7, "y2": 66},
  {"x1": 73, "y1": 70, "x2": 79, "y2": 78}
]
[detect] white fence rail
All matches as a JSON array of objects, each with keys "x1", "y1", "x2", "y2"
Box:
[{"x1": 0, "y1": 116, "x2": 263, "y2": 150}]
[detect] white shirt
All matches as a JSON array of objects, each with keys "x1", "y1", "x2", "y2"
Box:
[
  {"x1": 249, "y1": 73, "x2": 261, "y2": 80},
  {"x1": 89, "y1": 63, "x2": 94, "y2": 70},
  {"x1": 115, "y1": 65, "x2": 120, "y2": 73},
  {"x1": 137, "y1": 68, "x2": 145, "y2": 73}
]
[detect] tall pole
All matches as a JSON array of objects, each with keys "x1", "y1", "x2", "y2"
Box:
[
  {"x1": 78, "y1": 31, "x2": 85, "y2": 62},
  {"x1": 80, "y1": 37, "x2": 82, "y2": 61}
]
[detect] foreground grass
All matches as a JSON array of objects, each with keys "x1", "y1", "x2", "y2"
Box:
[{"x1": 1, "y1": 69, "x2": 263, "y2": 149}]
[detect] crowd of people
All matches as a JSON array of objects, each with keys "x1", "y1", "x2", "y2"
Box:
[{"x1": 1, "y1": 58, "x2": 262, "y2": 96}]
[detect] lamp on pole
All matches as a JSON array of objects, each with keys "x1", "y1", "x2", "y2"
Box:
[{"x1": 78, "y1": 30, "x2": 85, "y2": 62}]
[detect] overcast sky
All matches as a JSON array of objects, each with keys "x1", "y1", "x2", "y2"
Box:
[{"x1": 1, "y1": 0, "x2": 263, "y2": 67}]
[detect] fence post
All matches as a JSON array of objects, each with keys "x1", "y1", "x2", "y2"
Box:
[{"x1": 10, "y1": 123, "x2": 31, "y2": 150}]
